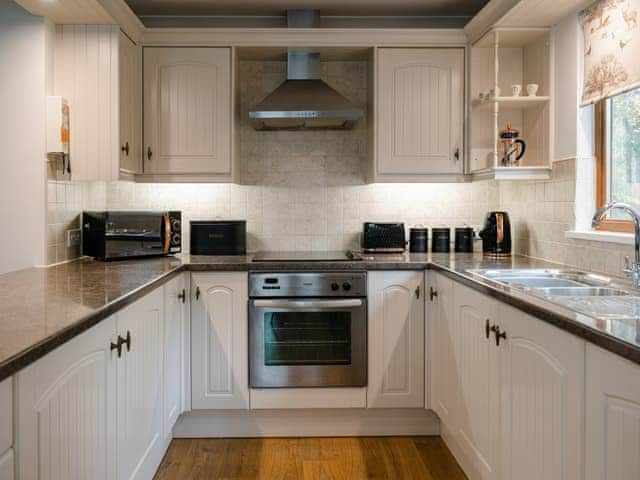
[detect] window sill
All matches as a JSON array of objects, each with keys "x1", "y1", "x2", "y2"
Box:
[{"x1": 565, "y1": 230, "x2": 634, "y2": 245}]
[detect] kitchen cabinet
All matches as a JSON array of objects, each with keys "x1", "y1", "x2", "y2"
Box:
[
  {"x1": 427, "y1": 273, "x2": 457, "y2": 426},
  {"x1": 117, "y1": 287, "x2": 165, "y2": 480},
  {"x1": 374, "y1": 48, "x2": 464, "y2": 181},
  {"x1": 0, "y1": 378, "x2": 13, "y2": 480},
  {"x1": 143, "y1": 47, "x2": 234, "y2": 180},
  {"x1": 163, "y1": 274, "x2": 187, "y2": 437},
  {"x1": 452, "y1": 282, "x2": 500, "y2": 480},
  {"x1": 498, "y1": 303, "x2": 584, "y2": 480},
  {"x1": 17, "y1": 285, "x2": 174, "y2": 480},
  {"x1": 586, "y1": 343, "x2": 640, "y2": 480},
  {"x1": 119, "y1": 31, "x2": 141, "y2": 176},
  {"x1": 191, "y1": 272, "x2": 249, "y2": 409},
  {"x1": 54, "y1": 25, "x2": 141, "y2": 181},
  {"x1": 367, "y1": 271, "x2": 424, "y2": 408},
  {"x1": 17, "y1": 315, "x2": 118, "y2": 479}
]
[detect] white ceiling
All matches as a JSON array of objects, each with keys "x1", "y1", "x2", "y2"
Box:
[{"x1": 124, "y1": 0, "x2": 489, "y2": 17}]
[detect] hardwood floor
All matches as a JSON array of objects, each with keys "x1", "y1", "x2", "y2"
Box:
[{"x1": 154, "y1": 436, "x2": 467, "y2": 480}]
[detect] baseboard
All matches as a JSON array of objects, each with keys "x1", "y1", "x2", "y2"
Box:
[
  {"x1": 173, "y1": 408, "x2": 441, "y2": 438},
  {"x1": 440, "y1": 423, "x2": 478, "y2": 480}
]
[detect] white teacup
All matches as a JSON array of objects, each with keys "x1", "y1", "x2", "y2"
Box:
[
  {"x1": 526, "y1": 83, "x2": 539, "y2": 96},
  {"x1": 511, "y1": 84, "x2": 522, "y2": 96}
]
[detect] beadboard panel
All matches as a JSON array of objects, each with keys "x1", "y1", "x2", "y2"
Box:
[{"x1": 54, "y1": 25, "x2": 119, "y2": 181}]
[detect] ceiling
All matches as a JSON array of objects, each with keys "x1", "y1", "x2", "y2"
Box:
[{"x1": 124, "y1": 0, "x2": 489, "y2": 18}]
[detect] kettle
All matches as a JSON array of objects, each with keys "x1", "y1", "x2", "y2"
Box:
[
  {"x1": 499, "y1": 125, "x2": 526, "y2": 166},
  {"x1": 479, "y1": 211, "x2": 512, "y2": 257}
]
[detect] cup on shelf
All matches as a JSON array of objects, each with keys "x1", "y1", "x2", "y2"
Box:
[
  {"x1": 526, "y1": 83, "x2": 539, "y2": 96},
  {"x1": 489, "y1": 87, "x2": 501, "y2": 98},
  {"x1": 478, "y1": 92, "x2": 486, "y2": 101},
  {"x1": 511, "y1": 84, "x2": 522, "y2": 96}
]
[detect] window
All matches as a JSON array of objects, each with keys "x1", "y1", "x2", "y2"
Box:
[{"x1": 596, "y1": 87, "x2": 640, "y2": 232}]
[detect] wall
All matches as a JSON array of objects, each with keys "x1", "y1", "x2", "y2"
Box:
[
  {"x1": 94, "y1": 60, "x2": 498, "y2": 254},
  {"x1": 0, "y1": 1, "x2": 47, "y2": 273}
]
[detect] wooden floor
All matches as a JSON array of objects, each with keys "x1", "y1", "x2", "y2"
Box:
[{"x1": 154, "y1": 436, "x2": 467, "y2": 480}]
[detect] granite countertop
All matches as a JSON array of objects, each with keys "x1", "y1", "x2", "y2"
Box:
[{"x1": 0, "y1": 251, "x2": 638, "y2": 381}]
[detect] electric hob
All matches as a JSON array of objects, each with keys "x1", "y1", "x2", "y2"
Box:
[{"x1": 251, "y1": 250, "x2": 363, "y2": 262}]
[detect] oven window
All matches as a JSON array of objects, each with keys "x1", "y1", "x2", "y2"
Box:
[{"x1": 263, "y1": 312, "x2": 351, "y2": 366}]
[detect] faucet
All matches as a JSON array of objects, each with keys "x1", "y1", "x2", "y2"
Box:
[{"x1": 592, "y1": 202, "x2": 640, "y2": 288}]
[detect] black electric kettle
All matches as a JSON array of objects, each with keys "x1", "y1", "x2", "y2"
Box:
[{"x1": 479, "y1": 211, "x2": 512, "y2": 257}]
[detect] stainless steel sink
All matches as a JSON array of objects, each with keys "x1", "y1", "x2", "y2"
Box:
[
  {"x1": 469, "y1": 269, "x2": 613, "y2": 288},
  {"x1": 490, "y1": 276, "x2": 586, "y2": 289},
  {"x1": 534, "y1": 287, "x2": 630, "y2": 298}
]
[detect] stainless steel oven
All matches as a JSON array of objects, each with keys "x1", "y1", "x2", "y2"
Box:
[{"x1": 249, "y1": 272, "x2": 367, "y2": 388}]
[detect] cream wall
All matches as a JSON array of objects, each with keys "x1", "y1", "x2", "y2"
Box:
[{"x1": 0, "y1": 1, "x2": 47, "y2": 273}]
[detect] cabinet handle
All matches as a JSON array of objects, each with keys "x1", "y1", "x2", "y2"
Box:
[
  {"x1": 490, "y1": 325, "x2": 507, "y2": 346},
  {"x1": 429, "y1": 287, "x2": 438, "y2": 302},
  {"x1": 121, "y1": 141, "x2": 129, "y2": 156},
  {"x1": 485, "y1": 319, "x2": 491, "y2": 339},
  {"x1": 454, "y1": 147, "x2": 460, "y2": 162},
  {"x1": 110, "y1": 337, "x2": 123, "y2": 358},
  {"x1": 147, "y1": 146, "x2": 152, "y2": 160},
  {"x1": 123, "y1": 331, "x2": 131, "y2": 352},
  {"x1": 415, "y1": 286, "x2": 420, "y2": 299},
  {"x1": 195, "y1": 286, "x2": 201, "y2": 300},
  {"x1": 178, "y1": 288, "x2": 186, "y2": 303}
]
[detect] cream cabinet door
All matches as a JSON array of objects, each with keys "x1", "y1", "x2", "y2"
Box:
[
  {"x1": 452, "y1": 283, "x2": 500, "y2": 480},
  {"x1": 428, "y1": 272, "x2": 458, "y2": 428},
  {"x1": 376, "y1": 48, "x2": 464, "y2": 178},
  {"x1": 586, "y1": 344, "x2": 640, "y2": 480},
  {"x1": 498, "y1": 304, "x2": 584, "y2": 480},
  {"x1": 143, "y1": 47, "x2": 232, "y2": 176},
  {"x1": 368, "y1": 271, "x2": 424, "y2": 408},
  {"x1": 119, "y1": 31, "x2": 141, "y2": 175},
  {"x1": 163, "y1": 274, "x2": 186, "y2": 438},
  {"x1": 17, "y1": 316, "x2": 117, "y2": 480},
  {"x1": 191, "y1": 272, "x2": 249, "y2": 409},
  {"x1": 116, "y1": 287, "x2": 165, "y2": 480}
]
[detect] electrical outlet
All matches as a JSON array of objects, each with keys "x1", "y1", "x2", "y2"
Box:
[{"x1": 66, "y1": 228, "x2": 81, "y2": 248}]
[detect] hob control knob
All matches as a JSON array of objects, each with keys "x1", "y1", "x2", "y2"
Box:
[
  {"x1": 342, "y1": 282, "x2": 352, "y2": 291},
  {"x1": 331, "y1": 282, "x2": 340, "y2": 291}
]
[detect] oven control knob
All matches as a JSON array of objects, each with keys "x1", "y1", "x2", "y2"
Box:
[
  {"x1": 331, "y1": 282, "x2": 340, "y2": 291},
  {"x1": 342, "y1": 282, "x2": 352, "y2": 291}
]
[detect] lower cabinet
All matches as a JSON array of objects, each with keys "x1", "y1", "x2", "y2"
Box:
[
  {"x1": 17, "y1": 279, "x2": 183, "y2": 480},
  {"x1": 429, "y1": 273, "x2": 585, "y2": 480},
  {"x1": 586, "y1": 343, "x2": 640, "y2": 480},
  {"x1": 191, "y1": 272, "x2": 249, "y2": 409},
  {"x1": 367, "y1": 271, "x2": 424, "y2": 408}
]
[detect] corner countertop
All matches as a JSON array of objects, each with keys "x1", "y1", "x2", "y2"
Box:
[{"x1": 0, "y1": 252, "x2": 638, "y2": 382}]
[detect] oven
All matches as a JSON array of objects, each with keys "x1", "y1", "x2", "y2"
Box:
[{"x1": 249, "y1": 272, "x2": 367, "y2": 388}]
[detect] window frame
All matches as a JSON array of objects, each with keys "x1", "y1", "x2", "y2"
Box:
[{"x1": 595, "y1": 99, "x2": 634, "y2": 233}]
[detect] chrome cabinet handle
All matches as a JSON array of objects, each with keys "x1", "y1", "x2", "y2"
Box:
[
  {"x1": 490, "y1": 325, "x2": 507, "y2": 346},
  {"x1": 253, "y1": 299, "x2": 363, "y2": 309},
  {"x1": 123, "y1": 331, "x2": 131, "y2": 352},
  {"x1": 178, "y1": 288, "x2": 186, "y2": 303},
  {"x1": 110, "y1": 337, "x2": 123, "y2": 358},
  {"x1": 429, "y1": 287, "x2": 438, "y2": 302}
]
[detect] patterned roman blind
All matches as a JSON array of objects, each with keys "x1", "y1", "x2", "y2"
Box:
[{"x1": 579, "y1": 0, "x2": 640, "y2": 105}]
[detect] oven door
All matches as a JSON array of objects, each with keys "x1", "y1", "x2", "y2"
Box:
[{"x1": 249, "y1": 298, "x2": 367, "y2": 388}]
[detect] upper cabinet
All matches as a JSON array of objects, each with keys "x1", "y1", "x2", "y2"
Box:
[
  {"x1": 372, "y1": 48, "x2": 464, "y2": 182},
  {"x1": 142, "y1": 47, "x2": 236, "y2": 182},
  {"x1": 468, "y1": 28, "x2": 553, "y2": 180},
  {"x1": 54, "y1": 25, "x2": 142, "y2": 181}
]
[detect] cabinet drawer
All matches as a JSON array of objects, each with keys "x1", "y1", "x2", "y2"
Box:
[{"x1": 0, "y1": 379, "x2": 11, "y2": 455}]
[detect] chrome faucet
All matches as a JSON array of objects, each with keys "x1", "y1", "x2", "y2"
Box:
[{"x1": 592, "y1": 202, "x2": 640, "y2": 288}]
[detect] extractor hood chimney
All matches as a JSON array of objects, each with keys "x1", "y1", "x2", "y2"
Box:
[{"x1": 248, "y1": 10, "x2": 364, "y2": 131}]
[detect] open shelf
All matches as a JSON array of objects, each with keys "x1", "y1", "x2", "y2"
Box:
[
  {"x1": 472, "y1": 95, "x2": 550, "y2": 111},
  {"x1": 471, "y1": 165, "x2": 551, "y2": 181}
]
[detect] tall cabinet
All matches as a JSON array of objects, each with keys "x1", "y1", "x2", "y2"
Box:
[
  {"x1": 372, "y1": 48, "x2": 464, "y2": 182},
  {"x1": 142, "y1": 47, "x2": 235, "y2": 181}
]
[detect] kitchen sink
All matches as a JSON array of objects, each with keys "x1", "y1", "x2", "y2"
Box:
[
  {"x1": 534, "y1": 287, "x2": 630, "y2": 298},
  {"x1": 489, "y1": 276, "x2": 586, "y2": 289},
  {"x1": 469, "y1": 269, "x2": 614, "y2": 290}
]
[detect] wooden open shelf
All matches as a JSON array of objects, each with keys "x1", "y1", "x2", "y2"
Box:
[{"x1": 472, "y1": 95, "x2": 550, "y2": 111}]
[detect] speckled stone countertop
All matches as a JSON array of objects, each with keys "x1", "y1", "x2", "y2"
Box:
[{"x1": 0, "y1": 252, "x2": 638, "y2": 381}]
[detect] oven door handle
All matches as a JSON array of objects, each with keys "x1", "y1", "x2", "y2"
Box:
[{"x1": 252, "y1": 299, "x2": 363, "y2": 309}]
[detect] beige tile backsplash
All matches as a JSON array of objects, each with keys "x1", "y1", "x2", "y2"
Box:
[{"x1": 43, "y1": 61, "x2": 632, "y2": 274}]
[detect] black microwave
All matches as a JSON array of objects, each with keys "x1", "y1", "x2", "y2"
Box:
[{"x1": 82, "y1": 211, "x2": 182, "y2": 261}]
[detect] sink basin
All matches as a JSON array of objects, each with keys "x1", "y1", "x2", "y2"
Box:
[
  {"x1": 534, "y1": 287, "x2": 630, "y2": 298},
  {"x1": 490, "y1": 276, "x2": 587, "y2": 289},
  {"x1": 469, "y1": 269, "x2": 612, "y2": 290}
]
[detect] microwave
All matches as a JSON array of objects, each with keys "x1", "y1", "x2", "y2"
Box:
[{"x1": 82, "y1": 211, "x2": 182, "y2": 261}]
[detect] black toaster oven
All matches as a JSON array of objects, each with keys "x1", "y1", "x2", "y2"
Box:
[
  {"x1": 190, "y1": 220, "x2": 246, "y2": 255},
  {"x1": 82, "y1": 211, "x2": 182, "y2": 261},
  {"x1": 362, "y1": 222, "x2": 406, "y2": 253}
]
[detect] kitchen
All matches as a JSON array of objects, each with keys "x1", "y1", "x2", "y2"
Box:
[{"x1": 1, "y1": 0, "x2": 639, "y2": 478}]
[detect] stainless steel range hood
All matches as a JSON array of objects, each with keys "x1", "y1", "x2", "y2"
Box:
[{"x1": 248, "y1": 10, "x2": 363, "y2": 131}]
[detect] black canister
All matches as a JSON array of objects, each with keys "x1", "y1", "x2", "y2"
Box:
[
  {"x1": 409, "y1": 227, "x2": 429, "y2": 253},
  {"x1": 431, "y1": 227, "x2": 451, "y2": 253},
  {"x1": 454, "y1": 227, "x2": 474, "y2": 253}
]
